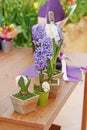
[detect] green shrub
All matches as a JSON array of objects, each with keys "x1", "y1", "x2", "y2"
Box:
[
  {"x1": 0, "y1": 0, "x2": 38, "y2": 47},
  {"x1": 69, "y1": 0, "x2": 87, "y2": 24}
]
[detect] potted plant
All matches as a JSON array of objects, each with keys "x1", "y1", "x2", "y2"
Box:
[
  {"x1": 34, "y1": 80, "x2": 50, "y2": 106},
  {"x1": 32, "y1": 21, "x2": 64, "y2": 97},
  {"x1": 10, "y1": 75, "x2": 39, "y2": 115},
  {"x1": 0, "y1": 23, "x2": 18, "y2": 52}
]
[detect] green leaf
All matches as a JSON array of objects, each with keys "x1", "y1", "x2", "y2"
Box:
[
  {"x1": 16, "y1": 25, "x2": 23, "y2": 33},
  {"x1": 47, "y1": 60, "x2": 53, "y2": 80},
  {"x1": 39, "y1": 72, "x2": 44, "y2": 84},
  {"x1": 0, "y1": 0, "x2": 46, "y2": 47},
  {"x1": 25, "y1": 77, "x2": 31, "y2": 90},
  {"x1": 18, "y1": 76, "x2": 25, "y2": 91}
]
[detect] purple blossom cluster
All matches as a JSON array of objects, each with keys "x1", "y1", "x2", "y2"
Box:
[
  {"x1": 41, "y1": 36, "x2": 53, "y2": 60},
  {"x1": 32, "y1": 24, "x2": 63, "y2": 71},
  {"x1": 34, "y1": 47, "x2": 47, "y2": 70},
  {"x1": 32, "y1": 24, "x2": 46, "y2": 46},
  {"x1": 34, "y1": 36, "x2": 53, "y2": 71}
]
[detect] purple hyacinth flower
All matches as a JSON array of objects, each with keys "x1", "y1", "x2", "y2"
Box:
[
  {"x1": 34, "y1": 47, "x2": 47, "y2": 71},
  {"x1": 41, "y1": 36, "x2": 53, "y2": 60},
  {"x1": 32, "y1": 24, "x2": 46, "y2": 46}
]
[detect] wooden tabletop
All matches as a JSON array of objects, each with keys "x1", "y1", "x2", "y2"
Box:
[{"x1": 0, "y1": 47, "x2": 86, "y2": 130}]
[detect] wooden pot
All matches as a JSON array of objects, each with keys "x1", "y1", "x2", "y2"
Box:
[
  {"x1": 49, "y1": 72, "x2": 63, "y2": 98},
  {"x1": 49, "y1": 79, "x2": 60, "y2": 98},
  {"x1": 43, "y1": 71, "x2": 63, "y2": 80},
  {"x1": 10, "y1": 93, "x2": 39, "y2": 114}
]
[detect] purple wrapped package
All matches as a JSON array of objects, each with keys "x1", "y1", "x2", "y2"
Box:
[
  {"x1": 38, "y1": 2, "x2": 48, "y2": 17},
  {"x1": 38, "y1": 0, "x2": 66, "y2": 24},
  {"x1": 46, "y1": 0, "x2": 66, "y2": 23}
]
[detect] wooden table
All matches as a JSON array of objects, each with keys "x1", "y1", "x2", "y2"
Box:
[{"x1": 0, "y1": 47, "x2": 86, "y2": 130}]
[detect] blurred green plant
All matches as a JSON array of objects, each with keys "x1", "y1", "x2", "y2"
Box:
[
  {"x1": 1, "y1": 0, "x2": 86, "y2": 47},
  {"x1": 0, "y1": 0, "x2": 39, "y2": 47},
  {"x1": 60, "y1": 0, "x2": 72, "y2": 17},
  {"x1": 61, "y1": 0, "x2": 87, "y2": 24},
  {"x1": 38, "y1": 0, "x2": 47, "y2": 8},
  {"x1": 68, "y1": 0, "x2": 87, "y2": 24}
]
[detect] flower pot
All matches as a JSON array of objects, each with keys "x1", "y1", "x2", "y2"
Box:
[
  {"x1": 49, "y1": 79, "x2": 60, "y2": 98},
  {"x1": 1, "y1": 40, "x2": 13, "y2": 53},
  {"x1": 34, "y1": 90, "x2": 49, "y2": 106},
  {"x1": 10, "y1": 93, "x2": 39, "y2": 114},
  {"x1": 49, "y1": 72, "x2": 63, "y2": 98},
  {"x1": 42, "y1": 72, "x2": 63, "y2": 98},
  {"x1": 43, "y1": 71, "x2": 63, "y2": 80}
]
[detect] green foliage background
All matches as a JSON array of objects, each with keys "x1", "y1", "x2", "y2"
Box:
[
  {"x1": 0, "y1": 0, "x2": 87, "y2": 47},
  {"x1": 0, "y1": 0, "x2": 47, "y2": 47},
  {"x1": 61, "y1": 0, "x2": 87, "y2": 24},
  {"x1": 68, "y1": 0, "x2": 87, "y2": 24}
]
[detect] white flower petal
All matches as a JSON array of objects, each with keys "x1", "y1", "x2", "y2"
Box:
[
  {"x1": 15, "y1": 75, "x2": 29, "y2": 87},
  {"x1": 42, "y1": 81, "x2": 50, "y2": 92},
  {"x1": 45, "y1": 24, "x2": 60, "y2": 43}
]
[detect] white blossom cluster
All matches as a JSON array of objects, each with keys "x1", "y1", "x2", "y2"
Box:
[
  {"x1": 15, "y1": 75, "x2": 29, "y2": 87},
  {"x1": 42, "y1": 81, "x2": 50, "y2": 92},
  {"x1": 45, "y1": 23, "x2": 60, "y2": 44}
]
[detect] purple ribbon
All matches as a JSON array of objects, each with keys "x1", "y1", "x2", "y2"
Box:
[
  {"x1": 66, "y1": 65, "x2": 87, "y2": 82},
  {"x1": 21, "y1": 64, "x2": 87, "y2": 82},
  {"x1": 0, "y1": 37, "x2": 12, "y2": 42},
  {"x1": 81, "y1": 66, "x2": 87, "y2": 71},
  {"x1": 57, "y1": 51, "x2": 63, "y2": 61}
]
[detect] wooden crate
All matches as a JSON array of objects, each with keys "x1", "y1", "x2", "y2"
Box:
[{"x1": 10, "y1": 94, "x2": 39, "y2": 114}]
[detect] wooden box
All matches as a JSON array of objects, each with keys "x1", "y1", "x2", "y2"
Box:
[{"x1": 10, "y1": 94, "x2": 39, "y2": 114}]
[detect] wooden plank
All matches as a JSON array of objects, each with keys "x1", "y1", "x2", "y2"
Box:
[
  {"x1": 0, "y1": 120, "x2": 43, "y2": 130},
  {"x1": 81, "y1": 72, "x2": 87, "y2": 130}
]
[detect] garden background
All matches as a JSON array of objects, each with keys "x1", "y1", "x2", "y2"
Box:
[{"x1": 0, "y1": 0, "x2": 87, "y2": 48}]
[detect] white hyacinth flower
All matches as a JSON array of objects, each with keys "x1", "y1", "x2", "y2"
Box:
[
  {"x1": 15, "y1": 75, "x2": 28, "y2": 87},
  {"x1": 45, "y1": 23, "x2": 60, "y2": 43},
  {"x1": 42, "y1": 81, "x2": 50, "y2": 92}
]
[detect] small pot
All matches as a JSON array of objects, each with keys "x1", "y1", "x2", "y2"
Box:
[
  {"x1": 43, "y1": 71, "x2": 63, "y2": 80},
  {"x1": 10, "y1": 93, "x2": 39, "y2": 114},
  {"x1": 49, "y1": 79, "x2": 60, "y2": 98},
  {"x1": 1, "y1": 39, "x2": 13, "y2": 53},
  {"x1": 34, "y1": 90, "x2": 49, "y2": 106},
  {"x1": 43, "y1": 72, "x2": 63, "y2": 98}
]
